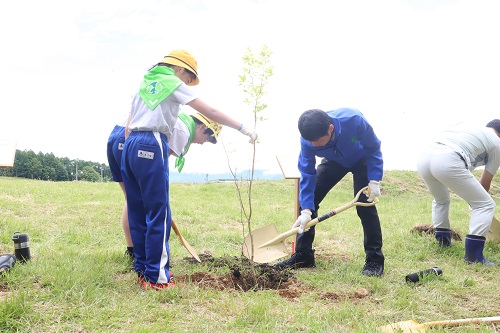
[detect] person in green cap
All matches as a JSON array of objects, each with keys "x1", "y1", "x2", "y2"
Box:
[
  {"x1": 107, "y1": 111, "x2": 221, "y2": 269},
  {"x1": 121, "y1": 49, "x2": 255, "y2": 290}
]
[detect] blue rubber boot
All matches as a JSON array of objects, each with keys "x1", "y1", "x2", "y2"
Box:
[
  {"x1": 435, "y1": 228, "x2": 452, "y2": 247},
  {"x1": 464, "y1": 235, "x2": 494, "y2": 265}
]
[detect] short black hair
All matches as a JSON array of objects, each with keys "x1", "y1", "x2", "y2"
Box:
[
  {"x1": 298, "y1": 109, "x2": 332, "y2": 141},
  {"x1": 486, "y1": 119, "x2": 500, "y2": 133}
]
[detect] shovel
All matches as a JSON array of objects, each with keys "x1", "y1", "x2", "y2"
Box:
[
  {"x1": 486, "y1": 216, "x2": 500, "y2": 242},
  {"x1": 243, "y1": 186, "x2": 377, "y2": 263},
  {"x1": 378, "y1": 316, "x2": 500, "y2": 333},
  {"x1": 172, "y1": 219, "x2": 201, "y2": 263}
]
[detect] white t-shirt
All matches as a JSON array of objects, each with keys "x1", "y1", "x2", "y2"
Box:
[
  {"x1": 436, "y1": 124, "x2": 500, "y2": 173},
  {"x1": 169, "y1": 121, "x2": 190, "y2": 157},
  {"x1": 128, "y1": 84, "x2": 198, "y2": 139}
]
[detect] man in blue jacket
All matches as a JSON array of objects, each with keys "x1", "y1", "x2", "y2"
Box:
[{"x1": 275, "y1": 108, "x2": 385, "y2": 276}]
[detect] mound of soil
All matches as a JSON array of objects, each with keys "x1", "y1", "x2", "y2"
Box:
[
  {"x1": 178, "y1": 252, "x2": 294, "y2": 292},
  {"x1": 176, "y1": 252, "x2": 370, "y2": 301}
]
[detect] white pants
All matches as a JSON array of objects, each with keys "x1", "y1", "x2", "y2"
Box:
[{"x1": 417, "y1": 143, "x2": 495, "y2": 236}]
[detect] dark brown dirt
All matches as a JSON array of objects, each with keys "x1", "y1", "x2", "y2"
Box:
[
  {"x1": 317, "y1": 287, "x2": 370, "y2": 302},
  {"x1": 176, "y1": 252, "x2": 370, "y2": 301},
  {"x1": 177, "y1": 252, "x2": 294, "y2": 292},
  {"x1": 411, "y1": 224, "x2": 462, "y2": 241}
]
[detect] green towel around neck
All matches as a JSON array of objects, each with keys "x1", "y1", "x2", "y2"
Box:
[
  {"x1": 139, "y1": 66, "x2": 183, "y2": 109},
  {"x1": 175, "y1": 113, "x2": 195, "y2": 173}
]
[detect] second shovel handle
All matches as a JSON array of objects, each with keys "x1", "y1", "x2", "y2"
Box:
[{"x1": 303, "y1": 187, "x2": 377, "y2": 230}]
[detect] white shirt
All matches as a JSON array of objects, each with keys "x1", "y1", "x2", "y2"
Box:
[
  {"x1": 169, "y1": 121, "x2": 190, "y2": 157},
  {"x1": 436, "y1": 124, "x2": 500, "y2": 173},
  {"x1": 128, "y1": 84, "x2": 197, "y2": 139}
]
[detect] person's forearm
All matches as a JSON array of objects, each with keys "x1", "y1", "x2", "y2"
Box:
[
  {"x1": 479, "y1": 170, "x2": 494, "y2": 192},
  {"x1": 187, "y1": 98, "x2": 242, "y2": 130}
]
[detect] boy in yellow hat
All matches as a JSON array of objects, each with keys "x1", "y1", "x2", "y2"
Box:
[
  {"x1": 171, "y1": 112, "x2": 222, "y2": 172},
  {"x1": 121, "y1": 49, "x2": 255, "y2": 290}
]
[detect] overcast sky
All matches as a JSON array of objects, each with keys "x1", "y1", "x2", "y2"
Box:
[{"x1": 1, "y1": 0, "x2": 499, "y2": 175}]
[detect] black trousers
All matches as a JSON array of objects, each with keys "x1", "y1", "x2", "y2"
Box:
[{"x1": 295, "y1": 158, "x2": 384, "y2": 264}]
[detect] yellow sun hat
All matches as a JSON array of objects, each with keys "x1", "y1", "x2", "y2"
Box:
[
  {"x1": 160, "y1": 49, "x2": 200, "y2": 86},
  {"x1": 192, "y1": 113, "x2": 222, "y2": 144}
]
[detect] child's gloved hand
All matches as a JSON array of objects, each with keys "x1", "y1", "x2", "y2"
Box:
[
  {"x1": 292, "y1": 210, "x2": 312, "y2": 234},
  {"x1": 239, "y1": 124, "x2": 258, "y2": 144},
  {"x1": 367, "y1": 180, "x2": 380, "y2": 202}
]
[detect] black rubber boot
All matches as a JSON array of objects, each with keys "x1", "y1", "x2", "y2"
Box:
[
  {"x1": 435, "y1": 228, "x2": 452, "y2": 247},
  {"x1": 464, "y1": 234, "x2": 494, "y2": 265},
  {"x1": 274, "y1": 249, "x2": 315, "y2": 270}
]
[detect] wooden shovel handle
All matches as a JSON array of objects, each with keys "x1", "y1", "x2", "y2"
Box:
[
  {"x1": 304, "y1": 186, "x2": 377, "y2": 230},
  {"x1": 258, "y1": 186, "x2": 377, "y2": 248},
  {"x1": 416, "y1": 316, "x2": 500, "y2": 330},
  {"x1": 425, "y1": 316, "x2": 500, "y2": 327},
  {"x1": 380, "y1": 316, "x2": 500, "y2": 333}
]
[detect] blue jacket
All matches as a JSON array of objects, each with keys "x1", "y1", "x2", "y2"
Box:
[{"x1": 298, "y1": 108, "x2": 383, "y2": 210}]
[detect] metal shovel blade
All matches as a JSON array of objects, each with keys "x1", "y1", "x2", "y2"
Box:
[
  {"x1": 486, "y1": 217, "x2": 500, "y2": 242},
  {"x1": 379, "y1": 320, "x2": 423, "y2": 333},
  {"x1": 242, "y1": 224, "x2": 289, "y2": 263}
]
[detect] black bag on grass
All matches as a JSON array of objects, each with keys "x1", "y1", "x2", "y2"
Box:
[{"x1": 0, "y1": 254, "x2": 16, "y2": 273}]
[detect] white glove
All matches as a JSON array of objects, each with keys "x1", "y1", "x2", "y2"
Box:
[
  {"x1": 292, "y1": 210, "x2": 312, "y2": 234},
  {"x1": 367, "y1": 180, "x2": 380, "y2": 202},
  {"x1": 239, "y1": 124, "x2": 258, "y2": 144}
]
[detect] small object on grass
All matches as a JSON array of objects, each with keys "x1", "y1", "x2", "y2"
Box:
[
  {"x1": 405, "y1": 267, "x2": 442, "y2": 283},
  {"x1": 0, "y1": 254, "x2": 16, "y2": 273},
  {"x1": 12, "y1": 232, "x2": 31, "y2": 262}
]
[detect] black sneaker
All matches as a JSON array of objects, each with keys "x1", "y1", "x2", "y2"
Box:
[
  {"x1": 274, "y1": 250, "x2": 315, "y2": 270},
  {"x1": 361, "y1": 261, "x2": 384, "y2": 277},
  {"x1": 124, "y1": 249, "x2": 134, "y2": 259}
]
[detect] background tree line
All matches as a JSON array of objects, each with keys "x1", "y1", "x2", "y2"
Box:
[{"x1": 0, "y1": 149, "x2": 109, "y2": 182}]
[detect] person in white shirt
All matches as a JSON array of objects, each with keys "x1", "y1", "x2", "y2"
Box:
[
  {"x1": 123, "y1": 49, "x2": 257, "y2": 290},
  {"x1": 417, "y1": 119, "x2": 500, "y2": 265}
]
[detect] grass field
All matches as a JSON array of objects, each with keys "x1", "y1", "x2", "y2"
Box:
[{"x1": 0, "y1": 171, "x2": 499, "y2": 332}]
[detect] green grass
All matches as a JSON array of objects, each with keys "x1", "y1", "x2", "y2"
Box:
[{"x1": 0, "y1": 171, "x2": 499, "y2": 333}]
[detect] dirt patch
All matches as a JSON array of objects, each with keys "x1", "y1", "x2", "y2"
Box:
[
  {"x1": 0, "y1": 285, "x2": 11, "y2": 302},
  {"x1": 317, "y1": 288, "x2": 370, "y2": 302},
  {"x1": 176, "y1": 252, "x2": 370, "y2": 302},
  {"x1": 411, "y1": 224, "x2": 462, "y2": 241},
  {"x1": 315, "y1": 252, "x2": 351, "y2": 263},
  {"x1": 177, "y1": 252, "x2": 297, "y2": 297}
]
